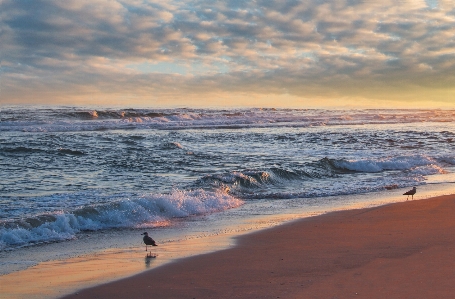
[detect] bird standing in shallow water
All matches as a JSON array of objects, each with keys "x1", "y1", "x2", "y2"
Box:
[
  {"x1": 141, "y1": 232, "x2": 157, "y2": 251},
  {"x1": 403, "y1": 187, "x2": 417, "y2": 200}
]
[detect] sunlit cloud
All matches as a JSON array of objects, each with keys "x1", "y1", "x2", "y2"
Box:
[{"x1": 1, "y1": 0, "x2": 454, "y2": 107}]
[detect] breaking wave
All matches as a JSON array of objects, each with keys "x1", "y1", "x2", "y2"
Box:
[
  {"x1": 328, "y1": 155, "x2": 441, "y2": 173},
  {"x1": 0, "y1": 189, "x2": 243, "y2": 251},
  {"x1": 192, "y1": 154, "x2": 452, "y2": 200}
]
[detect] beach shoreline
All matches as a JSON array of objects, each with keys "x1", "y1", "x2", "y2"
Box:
[
  {"x1": 57, "y1": 192, "x2": 455, "y2": 299},
  {"x1": 2, "y1": 187, "x2": 455, "y2": 299},
  {"x1": 3, "y1": 108, "x2": 455, "y2": 299}
]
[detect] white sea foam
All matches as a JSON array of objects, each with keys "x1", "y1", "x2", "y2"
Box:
[
  {"x1": 0, "y1": 189, "x2": 243, "y2": 250},
  {"x1": 409, "y1": 164, "x2": 446, "y2": 175},
  {"x1": 333, "y1": 155, "x2": 438, "y2": 173}
]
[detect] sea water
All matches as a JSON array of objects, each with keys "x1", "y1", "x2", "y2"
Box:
[{"x1": 1, "y1": 107, "x2": 455, "y2": 275}]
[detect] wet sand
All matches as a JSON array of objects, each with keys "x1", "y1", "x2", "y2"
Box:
[
  {"x1": 0, "y1": 234, "x2": 236, "y2": 299},
  {"x1": 59, "y1": 194, "x2": 455, "y2": 299}
]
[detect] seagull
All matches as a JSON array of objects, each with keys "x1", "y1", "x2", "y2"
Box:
[
  {"x1": 403, "y1": 187, "x2": 417, "y2": 200},
  {"x1": 141, "y1": 232, "x2": 158, "y2": 251}
]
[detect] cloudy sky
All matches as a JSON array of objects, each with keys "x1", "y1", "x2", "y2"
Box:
[{"x1": 1, "y1": 0, "x2": 454, "y2": 108}]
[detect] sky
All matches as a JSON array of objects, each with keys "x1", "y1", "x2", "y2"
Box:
[{"x1": 1, "y1": 0, "x2": 454, "y2": 108}]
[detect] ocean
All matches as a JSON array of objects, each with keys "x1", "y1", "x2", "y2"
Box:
[{"x1": 1, "y1": 107, "x2": 455, "y2": 276}]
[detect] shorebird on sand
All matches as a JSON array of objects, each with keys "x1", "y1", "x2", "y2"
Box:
[
  {"x1": 403, "y1": 187, "x2": 417, "y2": 200},
  {"x1": 141, "y1": 232, "x2": 158, "y2": 251}
]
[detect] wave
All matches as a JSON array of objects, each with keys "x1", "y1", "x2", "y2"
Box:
[
  {"x1": 1, "y1": 154, "x2": 452, "y2": 250},
  {"x1": 197, "y1": 155, "x2": 448, "y2": 184},
  {"x1": 68, "y1": 110, "x2": 173, "y2": 119},
  {"x1": 0, "y1": 189, "x2": 243, "y2": 251},
  {"x1": 195, "y1": 168, "x2": 305, "y2": 193},
  {"x1": 199, "y1": 171, "x2": 271, "y2": 188},
  {"x1": 191, "y1": 154, "x2": 450, "y2": 200},
  {"x1": 2, "y1": 108, "x2": 455, "y2": 132},
  {"x1": 326, "y1": 155, "x2": 441, "y2": 174}
]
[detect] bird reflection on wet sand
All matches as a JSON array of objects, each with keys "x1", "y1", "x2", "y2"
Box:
[{"x1": 144, "y1": 255, "x2": 157, "y2": 268}]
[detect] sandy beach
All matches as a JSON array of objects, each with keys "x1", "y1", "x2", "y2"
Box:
[{"x1": 55, "y1": 194, "x2": 455, "y2": 299}]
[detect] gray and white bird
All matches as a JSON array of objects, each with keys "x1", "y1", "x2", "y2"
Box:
[
  {"x1": 141, "y1": 232, "x2": 158, "y2": 251},
  {"x1": 403, "y1": 187, "x2": 417, "y2": 200}
]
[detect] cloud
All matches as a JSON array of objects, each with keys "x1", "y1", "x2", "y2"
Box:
[{"x1": 1, "y1": 0, "x2": 455, "y2": 107}]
